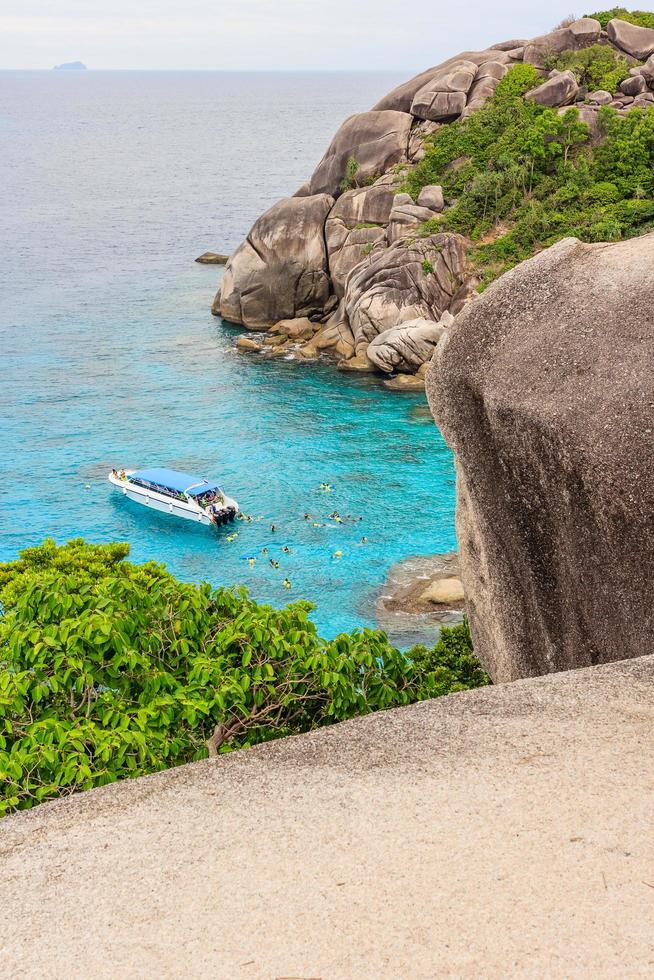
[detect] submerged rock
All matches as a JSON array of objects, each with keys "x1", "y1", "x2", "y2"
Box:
[
  {"x1": 429, "y1": 232, "x2": 654, "y2": 682},
  {"x1": 195, "y1": 252, "x2": 229, "y2": 264}
]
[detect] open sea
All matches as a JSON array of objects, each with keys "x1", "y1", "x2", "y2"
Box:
[{"x1": 0, "y1": 70, "x2": 457, "y2": 644}]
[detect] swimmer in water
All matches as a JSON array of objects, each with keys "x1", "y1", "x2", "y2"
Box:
[
  {"x1": 360, "y1": 536, "x2": 368, "y2": 544},
  {"x1": 261, "y1": 547, "x2": 269, "y2": 556},
  {"x1": 226, "y1": 533, "x2": 239, "y2": 542},
  {"x1": 247, "y1": 557, "x2": 256, "y2": 567},
  {"x1": 271, "y1": 524, "x2": 277, "y2": 533},
  {"x1": 303, "y1": 512, "x2": 312, "y2": 520},
  {"x1": 283, "y1": 578, "x2": 292, "y2": 589},
  {"x1": 282, "y1": 545, "x2": 291, "y2": 554},
  {"x1": 269, "y1": 559, "x2": 280, "y2": 569},
  {"x1": 333, "y1": 549, "x2": 343, "y2": 559}
]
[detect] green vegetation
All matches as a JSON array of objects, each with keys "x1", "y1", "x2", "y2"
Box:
[
  {"x1": 361, "y1": 242, "x2": 375, "y2": 256},
  {"x1": 354, "y1": 222, "x2": 380, "y2": 230},
  {"x1": 421, "y1": 259, "x2": 434, "y2": 274},
  {"x1": 544, "y1": 43, "x2": 631, "y2": 92},
  {"x1": 340, "y1": 156, "x2": 361, "y2": 192},
  {"x1": 586, "y1": 7, "x2": 654, "y2": 29},
  {"x1": 403, "y1": 63, "x2": 654, "y2": 288},
  {"x1": 0, "y1": 538, "x2": 488, "y2": 815}
]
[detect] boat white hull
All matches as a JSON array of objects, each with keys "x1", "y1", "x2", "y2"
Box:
[{"x1": 109, "y1": 471, "x2": 238, "y2": 527}]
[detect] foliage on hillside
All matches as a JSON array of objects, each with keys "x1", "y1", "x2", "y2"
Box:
[
  {"x1": 0, "y1": 539, "x2": 488, "y2": 815},
  {"x1": 585, "y1": 7, "x2": 654, "y2": 29},
  {"x1": 403, "y1": 63, "x2": 654, "y2": 287},
  {"x1": 544, "y1": 43, "x2": 631, "y2": 92}
]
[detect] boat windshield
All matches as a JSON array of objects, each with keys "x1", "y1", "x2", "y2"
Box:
[{"x1": 128, "y1": 477, "x2": 190, "y2": 501}]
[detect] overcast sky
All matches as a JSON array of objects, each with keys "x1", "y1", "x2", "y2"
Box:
[{"x1": 1, "y1": 2, "x2": 590, "y2": 70}]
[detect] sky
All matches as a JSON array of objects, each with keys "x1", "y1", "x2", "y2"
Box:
[{"x1": 0, "y1": 1, "x2": 595, "y2": 71}]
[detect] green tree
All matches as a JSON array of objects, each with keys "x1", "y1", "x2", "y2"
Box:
[{"x1": 0, "y1": 539, "x2": 488, "y2": 815}]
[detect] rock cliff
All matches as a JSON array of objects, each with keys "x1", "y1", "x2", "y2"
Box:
[
  {"x1": 429, "y1": 232, "x2": 654, "y2": 682},
  {"x1": 213, "y1": 16, "x2": 654, "y2": 389}
]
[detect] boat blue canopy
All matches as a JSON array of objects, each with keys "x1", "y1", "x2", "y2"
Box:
[{"x1": 129, "y1": 468, "x2": 220, "y2": 497}]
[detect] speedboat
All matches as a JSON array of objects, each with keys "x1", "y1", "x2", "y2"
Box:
[{"x1": 108, "y1": 467, "x2": 239, "y2": 526}]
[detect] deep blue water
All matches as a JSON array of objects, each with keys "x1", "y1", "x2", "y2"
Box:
[{"x1": 0, "y1": 70, "x2": 457, "y2": 643}]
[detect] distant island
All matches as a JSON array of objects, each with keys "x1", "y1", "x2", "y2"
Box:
[{"x1": 53, "y1": 61, "x2": 87, "y2": 71}]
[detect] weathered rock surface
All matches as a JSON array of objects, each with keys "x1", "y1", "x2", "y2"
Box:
[
  {"x1": 526, "y1": 70, "x2": 579, "y2": 107},
  {"x1": 410, "y1": 60, "x2": 479, "y2": 121},
  {"x1": 367, "y1": 313, "x2": 453, "y2": 374},
  {"x1": 307, "y1": 111, "x2": 412, "y2": 197},
  {"x1": 215, "y1": 193, "x2": 334, "y2": 329},
  {"x1": 5, "y1": 656, "x2": 654, "y2": 977},
  {"x1": 345, "y1": 234, "x2": 466, "y2": 354},
  {"x1": 416, "y1": 184, "x2": 444, "y2": 211},
  {"x1": 429, "y1": 233, "x2": 654, "y2": 683},
  {"x1": 607, "y1": 17, "x2": 654, "y2": 60},
  {"x1": 325, "y1": 182, "x2": 395, "y2": 295},
  {"x1": 523, "y1": 19, "x2": 601, "y2": 68},
  {"x1": 620, "y1": 73, "x2": 648, "y2": 96},
  {"x1": 387, "y1": 193, "x2": 438, "y2": 242}
]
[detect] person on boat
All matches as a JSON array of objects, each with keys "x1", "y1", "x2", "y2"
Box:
[
  {"x1": 111, "y1": 468, "x2": 118, "y2": 479},
  {"x1": 119, "y1": 470, "x2": 127, "y2": 481}
]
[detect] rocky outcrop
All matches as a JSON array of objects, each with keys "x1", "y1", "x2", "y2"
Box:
[
  {"x1": 215, "y1": 193, "x2": 333, "y2": 328},
  {"x1": 523, "y1": 19, "x2": 601, "y2": 68},
  {"x1": 526, "y1": 70, "x2": 579, "y2": 107},
  {"x1": 213, "y1": 17, "x2": 654, "y2": 385},
  {"x1": 429, "y1": 232, "x2": 654, "y2": 682},
  {"x1": 367, "y1": 312, "x2": 453, "y2": 374},
  {"x1": 607, "y1": 17, "x2": 654, "y2": 60},
  {"x1": 325, "y1": 180, "x2": 396, "y2": 296},
  {"x1": 387, "y1": 193, "x2": 439, "y2": 242},
  {"x1": 307, "y1": 111, "x2": 412, "y2": 197},
  {"x1": 344, "y1": 234, "x2": 466, "y2": 354}
]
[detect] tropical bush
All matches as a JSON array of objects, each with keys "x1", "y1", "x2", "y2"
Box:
[
  {"x1": 403, "y1": 63, "x2": 654, "y2": 287},
  {"x1": 585, "y1": 7, "x2": 654, "y2": 29},
  {"x1": 544, "y1": 43, "x2": 631, "y2": 92},
  {"x1": 0, "y1": 538, "x2": 488, "y2": 815}
]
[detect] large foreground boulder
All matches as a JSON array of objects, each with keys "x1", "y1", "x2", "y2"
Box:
[
  {"x1": 215, "y1": 194, "x2": 334, "y2": 328},
  {"x1": 429, "y1": 233, "x2": 654, "y2": 683}
]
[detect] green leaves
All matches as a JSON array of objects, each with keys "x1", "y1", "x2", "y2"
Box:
[{"x1": 0, "y1": 539, "x2": 487, "y2": 815}]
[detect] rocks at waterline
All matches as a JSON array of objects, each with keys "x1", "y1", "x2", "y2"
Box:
[
  {"x1": 213, "y1": 17, "x2": 654, "y2": 388},
  {"x1": 367, "y1": 312, "x2": 454, "y2": 375},
  {"x1": 215, "y1": 193, "x2": 334, "y2": 329},
  {"x1": 195, "y1": 252, "x2": 229, "y2": 265},
  {"x1": 376, "y1": 552, "x2": 465, "y2": 642},
  {"x1": 429, "y1": 232, "x2": 654, "y2": 683},
  {"x1": 344, "y1": 234, "x2": 466, "y2": 355}
]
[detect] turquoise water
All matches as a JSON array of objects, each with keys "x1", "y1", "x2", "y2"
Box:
[{"x1": 1, "y1": 70, "x2": 456, "y2": 643}]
